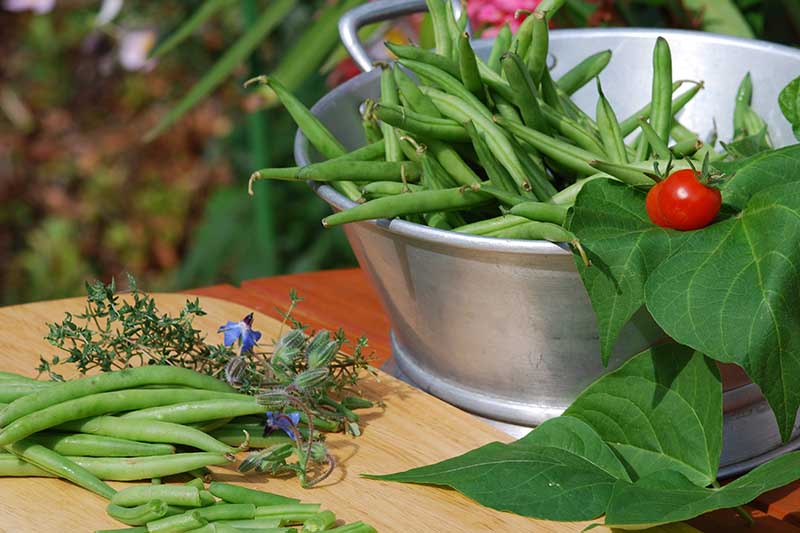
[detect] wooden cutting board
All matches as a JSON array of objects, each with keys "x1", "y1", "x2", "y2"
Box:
[{"x1": 0, "y1": 294, "x2": 698, "y2": 533}]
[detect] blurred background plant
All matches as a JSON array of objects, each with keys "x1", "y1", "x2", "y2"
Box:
[{"x1": 1, "y1": 0, "x2": 798, "y2": 305}]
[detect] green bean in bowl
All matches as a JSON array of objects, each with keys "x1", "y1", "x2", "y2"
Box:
[{"x1": 247, "y1": 0, "x2": 780, "y2": 254}]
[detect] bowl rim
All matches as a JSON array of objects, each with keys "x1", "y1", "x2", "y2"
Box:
[{"x1": 294, "y1": 27, "x2": 800, "y2": 254}]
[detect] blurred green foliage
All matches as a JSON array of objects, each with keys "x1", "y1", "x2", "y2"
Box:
[{"x1": 0, "y1": 0, "x2": 798, "y2": 305}]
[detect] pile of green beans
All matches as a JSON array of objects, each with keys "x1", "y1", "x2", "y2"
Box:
[
  {"x1": 1, "y1": 368, "x2": 376, "y2": 531},
  {"x1": 248, "y1": 0, "x2": 770, "y2": 250},
  {"x1": 93, "y1": 480, "x2": 376, "y2": 532}
]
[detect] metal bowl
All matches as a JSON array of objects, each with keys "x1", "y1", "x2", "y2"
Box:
[{"x1": 293, "y1": 3, "x2": 800, "y2": 475}]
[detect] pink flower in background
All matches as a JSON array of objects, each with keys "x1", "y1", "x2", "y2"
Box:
[{"x1": 467, "y1": 0, "x2": 541, "y2": 37}]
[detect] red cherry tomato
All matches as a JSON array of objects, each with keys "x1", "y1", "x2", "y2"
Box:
[
  {"x1": 645, "y1": 169, "x2": 721, "y2": 231},
  {"x1": 645, "y1": 180, "x2": 669, "y2": 228}
]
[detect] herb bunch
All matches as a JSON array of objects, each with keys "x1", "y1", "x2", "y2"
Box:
[{"x1": 37, "y1": 274, "x2": 234, "y2": 381}]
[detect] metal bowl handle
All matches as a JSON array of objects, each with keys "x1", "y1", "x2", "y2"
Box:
[{"x1": 339, "y1": 0, "x2": 468, "y2": 73}]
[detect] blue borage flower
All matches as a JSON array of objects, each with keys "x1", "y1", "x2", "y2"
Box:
[
  {"x1": 264, "y1": 411, "x2": 301, "y2": 440},
  {"x1": 218, "y1": 312, "x2": 262, "y2": 353}
]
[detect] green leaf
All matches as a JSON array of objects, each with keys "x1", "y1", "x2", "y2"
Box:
[
  {"x1": 149, "y1": 0, "x2": 234, "y2": 59},
  {"x1": 366, "y1": 416, "x2": 623, "y2": 521},
  {"x1": 713, "y1": 144, "x2": 800, "y2": 210},
  {"x1": 721, "y1": 127, "x2": 771, "y2": 159},
  {"x1": 144, "y1": 0, "x2": 297, "y2": 141},
  {"x1": 779, "y1": 76, "x2": 800, "y2": 141},
  {"x1": 565, "y1": 344, "x2": 722, "y2": 486},
  {"x1": 645, "y1": 181, "x2": 800, "y2": 442},
  {"x1": 602, "y1": 452, "x2": 800, "y2": 527},
  {"x1": 565, "y1": 179, "x2": 689, "y2": 364}
]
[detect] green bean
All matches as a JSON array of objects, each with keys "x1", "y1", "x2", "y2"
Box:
[
  {"x1": 458, "y1": 32, "x2": 484, "y2": 99},
  {"x1": 421, "y1": 87, "x2": 534, "y2": 194},
  {"x1": 208, "y1": 481, "x2": 300, "y2": 507},
  {"x1": 426, "y1": 0, "x2": 452, "y2": 59},
  {"x1": 59, "y1": 416, "x2": 235, "y2": 454},
  {"x1": 671, "y1": 120, "x2": 698, "y2": 143},
  {"x1": 0, "y1": 365, "x2": 234, "y2": 428},
  {"x1": 557, "y1": 50, "x2": 612, "y2": 95},
  {"x1": 619, "y1": 80, "x2": 701, "y2": 137},
  {"x1": 0, "y1": 381, "x2": 56, "y2": 402},
  {"x1": 113, "y1": 485, "x2": 203, "y2": 507},
  {"x1": 210, "y1": 429, "x2": 291, "y2": 449},
  {"x1": 613, "y1": 158, "x2": 693, "y2": 173},
  {"x1": 502, "y1": 52, "x2": 549, "y2": 134},
  {"x1": 147, "y1": 510, "x2": 206, "y2": 533},
  {"x1": 5, "y1": 438, "x2": 116, "y2": 498},
  {"x1": 509, "y1": 202, "x2": 569, "y2": 225},
  {"x1": 193, "y1": 417, "x2": 234, "y2": 434},
  {"x1": 0, "y1": 388, "x2": 245, "y2": 446},
  {"x1": 474, "y1": 184, "x2": 529, "y2": 207},
  {"x1": 397, "y1": 136, "x2": 421, "y2": 163},
  {"x1": 540, "y1": 105, "x2": 605, "y2": 156},
  {"x1": 638, "y1": 119, "x2": 672, "y2": 160},
  {"x1": 121, "y1": 399, "x2": 266, "y2": 425},
  {"x1": 510, "y1": 12, "x2": 535, "y2": 61},
  {"x1": 292, "y1": 161, "x2": 421, "y2": 183},
  {"x1": 373, "y1": 103, "x2": 469, "y2": 142},
  {"x1": 492, "y1": 93, "x2": 523, "y2": 124},
  {"x1": 475, "y1": 59, "x2": 516, "y2": 102},
  {"x1": 488, "y1": 220, "x2": 576, "y2": 243},
  {"x1": 669, "y1": 138, "x2": 703, "y2": 157},
  {"x1": 487, "y1": 24, "x2": 512, "y2": 73},
  {"x1": 733, "y1": 72, "x2": 752, "y2": 138},
  {"x1": 0, "y1": 452, "x2": 229, "y2": 480},
  {"x1": 557, "y1": 89, "x2": 600, "y2": 135},
  {"x1": 197, "y1": 503, "x2": 257, "y2": 521},
  {"x1": 325, "y1": 522, "x2": 376, "y2": 533},
  {"x1": 28, "y1": 432, "x2": 175, "y2": 457},
  {"x1": 384, "y1": 42, "x2": 459, "y2": 78},
  {"x1": 426, "y1": 138, "x2": 481, "y2": 185},
  {"x1": 527, "y1": 11, "x2": 549, "y2": 83},
  {"x1": 400, "y1": 59, "x2": 492, "y2": 120},
  {"x1": 494, "y1": 116, "x2": 598, "y2": 177},
  {"x1": 453, "y1": 214, "x2": 529, "y2": 235},
  {"x1": 108, "y1": 501, "x2": 170, "y2": 526},
  {"x1": 96, "y1": 527, "x2": 148, "y2": 533},
  {"x1": 534, "y1": 0, "x2": 567, "y2": 19},
  {"x1": 91, "y1": 454, "x2": 230, "y2": 481},
  {"x1": 648, "y1": 37, "x2": 673, "y2": 158},
  {"x1": 252, "y1": 76, "x2": 343, "y2": 158},
  {"x1": 255, "y1": 504, "x2": 321, "y2": 524},
  {"x1": 322, "y1": 186, "x2": 491, "y2": 227},
  {"x1": 334, "y1": 139, "x2": 386, "y2": 162},
  {"x1": 589, "y1": 160, "x2": 655, "y2": 186},
  {"x1": 549, "y1": 174, "x2": 612, "y2": 205},
  {"x1": 213, "y1": 519, "x2": 282, "y2": 529},
  {"x1": 539, "y1": 68, "x2": 562, "y2": 111},
  {"x1": 443, "y1": 0, "x2": 462, "y2": 62},
  {"x1": 465, "y1": 121, "x2": 517, "y2": 194},
  {"x1": 379, "y1": 66, "x2": 402, "y2": 162},
  {"x1": 302, "y1": 510, "x2": 337, "y2": 532},
  {"x1": 744, "y1": 107, "x2": 769, "y2": 141},
  {"x1": 393, "y1": 67, "x2": 441, "y2": 117},
  {"x1": 186, "y1": 478, "x2": 205, "y2": 489},
  {"x1": 595, "y1": 78, "x2": 628, "y2": 164},
  {"x1": 361, "y1": 181, "x2": 423, "y2": 196},
  {"x1": 507, "y1": 134, "x2": 558, "y2": 200},
  {"x1": 248, "y1": 75, "x2": 359, "y2": 201}
]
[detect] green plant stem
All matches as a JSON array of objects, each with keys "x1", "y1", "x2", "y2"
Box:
[
  {"x1": 243, "y1": 0, "x2": 277, "y2": 277},
  {"x1": 712, "y1": 480, "x2": 754, "y2": 526}
]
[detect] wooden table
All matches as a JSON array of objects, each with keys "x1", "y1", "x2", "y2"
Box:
[{"x1": 187, "y1": 268, "x2": 800, "y2": 533}]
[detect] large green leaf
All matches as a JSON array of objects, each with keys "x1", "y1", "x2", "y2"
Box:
[
  {"x1": 683, "y1": 0, "x2": 754, "y2": 38},
  {"x1": 366, "y1": 416, "x2": 624, "y2": 521},
  {"x1": 602, "y1": 452, "x2": 800, "y2": 527},
  {"x1": 565, "y1": 180, "x2": 688, "y2": 364},
  {"x1": 565, "y1": 344, "x2": 722, "y2": 486},
  {"x1": 645, "y1": 181, "x2": 800, "y2": 441},
  {"x1": 716, "y1": 144, "x2": 800, "y2": 210}
]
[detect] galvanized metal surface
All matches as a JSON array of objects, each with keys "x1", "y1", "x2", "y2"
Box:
[{"x1": 294, "y1": 23, "x2": 800, "y2": 475}]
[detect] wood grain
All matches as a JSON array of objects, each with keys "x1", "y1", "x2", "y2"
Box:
[{"x1": 0, "y1": 293, "x2": 602, "y2": 533}]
